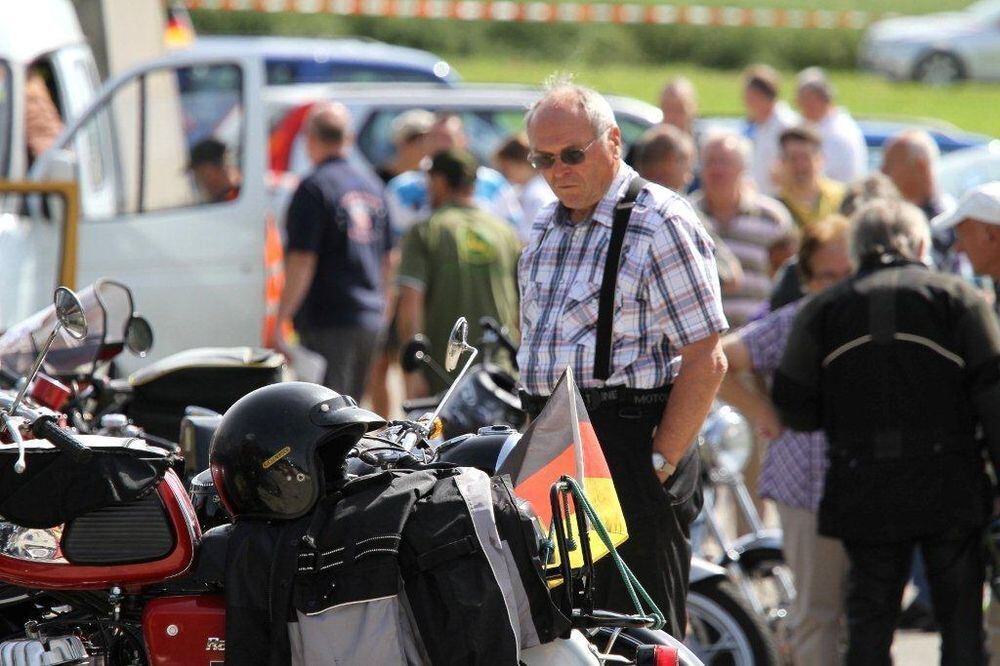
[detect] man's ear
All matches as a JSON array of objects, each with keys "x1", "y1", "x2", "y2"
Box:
[{"x1": 609, "y1": 126, "x2": 623, "y2": 159}]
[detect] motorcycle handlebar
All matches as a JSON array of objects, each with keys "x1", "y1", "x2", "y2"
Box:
[
  {"x1": 30, "y1": 416, "x2": 93, "y2": 463},
  {"x1": 477, "y1": 317, "x2": 519, "y2": 369}
]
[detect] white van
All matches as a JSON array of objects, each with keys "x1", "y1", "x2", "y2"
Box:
[{"x1": 1, "y1": 3, "x2": 283, "y2": 372}]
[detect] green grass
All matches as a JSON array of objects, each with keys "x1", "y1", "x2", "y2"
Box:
[{"x1": 448, "y1": 56, "x2": 1000, "y2": 136}]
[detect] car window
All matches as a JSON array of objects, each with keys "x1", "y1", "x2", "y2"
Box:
[
  {"x1": 0, "y1": 61, "x2": 10, "y2": 178},
  {"x1": 265, "y1": 61, "x2": 445, "y2": 86},
  {"x1": 356, "y1": 106, "x2": 653, "y2": 172},
  {"x1": 73, "y1": 63, "x2": 245, "y2": 218},
  {"x1": 357, "y1": 108, "x2": 515, "y2": 170}
]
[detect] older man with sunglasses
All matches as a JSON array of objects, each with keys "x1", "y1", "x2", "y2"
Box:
[{"x1": 517, "y1": 79, "x2": 729, "y2": 636}]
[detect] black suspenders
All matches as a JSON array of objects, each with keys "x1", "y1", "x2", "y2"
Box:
[{"x1": 593, "y1": 176, "x2": 647, "y2": 381}]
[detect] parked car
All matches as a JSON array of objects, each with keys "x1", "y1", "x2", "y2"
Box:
[
  {"x1": 182, "y1": 35, "x2": 459, "y2": 87},
  {"x1": 265, "y1": 82, "x2": 662, "y2": 182},
  {"x1": 859, "y1": 0, "x2": 1000, "y2": 84},
  {"x1": 937, "y1": 140, "x2": 1000, "y2": 201}
]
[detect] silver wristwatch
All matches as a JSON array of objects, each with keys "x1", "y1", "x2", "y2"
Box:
[{"x1": 651, "y1": 452, "x2": 676, "y2": 479}]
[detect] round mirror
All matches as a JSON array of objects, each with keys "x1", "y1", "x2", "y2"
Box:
[
  {"x1": 400, "y1": 334, "x2": 431, "y2": 373},
  {"x1": 53, "y1": 287, "x2": 88, "y2": 340},
  {"x1": 125, "y1": 315, "x2": 154, "y2": 356},
  {"x1": 444, "y1": 317, "x2": 469, "y2": 372}
]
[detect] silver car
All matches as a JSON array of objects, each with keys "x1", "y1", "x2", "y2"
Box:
[
  {"x1": 859, "y1": 0, "x2": 1000, "y2": 84},
  {"x1": 264, "y1": 82, "x2": 662, "y2": 181}
]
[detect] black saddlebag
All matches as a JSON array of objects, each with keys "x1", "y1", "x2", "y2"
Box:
[{"x1": 0, "y1": 437, "x2": 172, "y2": 529}]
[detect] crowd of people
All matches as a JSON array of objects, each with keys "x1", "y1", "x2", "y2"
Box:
[{"x1": 269, "y1": 63, "x2": 1000, "y2": 664}]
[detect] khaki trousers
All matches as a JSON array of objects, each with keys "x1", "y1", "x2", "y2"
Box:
[
  {"x1": 988, "y1": 597, "x2": 1000, "y2": 664},
  {"x1": 777, "y1": 502, "x2": 849, "y2": 666}
]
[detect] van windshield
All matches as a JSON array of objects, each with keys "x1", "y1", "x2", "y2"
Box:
[{"x1": 0, "y1": 61, "x2": 10, "y2": 178}]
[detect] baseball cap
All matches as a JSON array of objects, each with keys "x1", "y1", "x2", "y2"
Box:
[
  {"x1": 931, "y1": 181, "x2": 1000, "y2": 232},
  {"x1": 391, "y1": 109, "x2": 434, "y2": 145},
  {"x1": 428, "y1": 148, "x2": 479, "y2": 188},
  {"x1": 187, "y1": 137, "x2": 227, "y2": 169}
]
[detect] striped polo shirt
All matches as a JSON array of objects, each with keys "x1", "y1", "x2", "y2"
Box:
[{"x1": 690, "y1": 190, "x2": 795, "y2": 328}]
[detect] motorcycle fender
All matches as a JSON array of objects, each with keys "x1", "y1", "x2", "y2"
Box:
[
  {"x1": 688, "y1": 556, "x2": 728, "y2": 585},
  {"x1": 714, "y1": 529, "x2": 784, "y2": 568},
  {"x1": 520, "y1": 630, "x2": 599, "y2": 665}
]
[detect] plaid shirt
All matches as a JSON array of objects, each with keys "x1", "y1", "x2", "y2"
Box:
[
  {"x1": 517, "y1": 163, "x2": 729, "y2": 395},
  {"x1": 742, "y1": 301, "x2": 828, "y2": 512}
]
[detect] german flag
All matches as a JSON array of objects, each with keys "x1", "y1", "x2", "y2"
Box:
[{"x1": 498, "y1": 367, "x2": 628, "y2": 567}]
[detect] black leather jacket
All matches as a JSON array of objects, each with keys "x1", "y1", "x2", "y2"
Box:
[{"x1": 773, "y1": 255, "x2": 1000, "y2": 544}]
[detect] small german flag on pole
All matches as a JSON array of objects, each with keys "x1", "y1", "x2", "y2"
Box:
[{"x1": 498, "y1": 367, "x2": 628, "y2": 567}]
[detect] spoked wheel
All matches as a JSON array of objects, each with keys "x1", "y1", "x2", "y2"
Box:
[{"x1": 686, "y1": 578, "x2": 780, "y2": 666}]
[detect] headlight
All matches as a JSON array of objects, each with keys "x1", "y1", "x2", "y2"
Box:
[
  {"x1": 0, "y1": 520, "x2": 66, "y2": 563},
  {"x1": 699, "y1": 404, "x2": 753, "y2": 474}
]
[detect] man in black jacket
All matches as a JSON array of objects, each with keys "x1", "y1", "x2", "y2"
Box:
[{"x1": 773, "y1": 198, "x2": 1000, "y2": 666}]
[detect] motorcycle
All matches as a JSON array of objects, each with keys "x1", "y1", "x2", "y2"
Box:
[
  {"x1": 405, "y1": 329, "x2": 781, "y2": 666},
  {"x1": 695, "y1": 405, "x2": 796, "y2": 654},
  {"x1": 0, "y1": 279, "x2": 284, "y2": 471},
  {"x1": 0, "y1": 295, "x2": 698, "y2": 665}
]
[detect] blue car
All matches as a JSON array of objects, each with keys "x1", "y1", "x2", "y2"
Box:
[{"x1": 182, "y1": 35, "x2": 459, "y2": 86}]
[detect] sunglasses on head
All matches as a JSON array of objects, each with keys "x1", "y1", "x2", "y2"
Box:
[{"x1": 529, "y1": 128, "x2": 609, "y2": 170}]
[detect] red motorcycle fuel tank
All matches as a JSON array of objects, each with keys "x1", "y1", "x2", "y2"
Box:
[
  {"x1": 143, "y1": 595, "x2": 226, "y2": 666},
  {"x1": 0, "y1": 469, "x2": 198, "y2": 589}
]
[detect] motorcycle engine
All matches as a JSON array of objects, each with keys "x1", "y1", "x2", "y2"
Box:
[{"x1": 0, "y1": 635, "x2": 89, "y2": 665}]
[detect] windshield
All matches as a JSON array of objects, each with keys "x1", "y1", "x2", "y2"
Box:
[
  {"x1": 0, "y1": 280, "x2": 136, "y2": 378},
  {"x1": 0, "y1": 61, "x2": 11, "y2": 178}
]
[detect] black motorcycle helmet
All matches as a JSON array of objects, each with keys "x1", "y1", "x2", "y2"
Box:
[{"x1": 209, "y1": 382, "x2": 385, "y2": 521}]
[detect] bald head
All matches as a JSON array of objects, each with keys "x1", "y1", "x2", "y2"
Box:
[
  {"x1": 526, "y1": 80, "x2": 618, "y2": 139},
  {"x1": 881, "y1": 130, "x2": 939, "y2": 205},
  {"x1": 305, "y1": 101, "x2": 351, "y2": 163},
  {"x1": 659, "y1": 76, "x2": 698, "y2": 134},
  {"x1": 524, "y1": 80, "x2": 622, "y2": 222}
]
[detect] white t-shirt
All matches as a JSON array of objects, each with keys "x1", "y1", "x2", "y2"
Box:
[
  {"x1": 816, "y1": 108, "x2": 868, "y2": 183},
  {"x1": 748, "y1": 102, "x2": 799, "y2": 196}
]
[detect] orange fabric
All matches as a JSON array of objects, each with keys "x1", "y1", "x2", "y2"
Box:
[{"x1": 261, "y1": 212, "x2": 290, "y2": 348}]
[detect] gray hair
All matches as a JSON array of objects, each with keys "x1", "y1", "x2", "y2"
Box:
[
  {"x1": 888, "y1": 129, "x2": 940, "y2": 164},
  {"x1": 525, "y1": 74, "x2": 618, "y2": 137},
  {"x1": 850, "y1": 198, "x2": 931, "y2": 264},
  {"x1": 700, "y1": 130, "x2": 752, "y2": 171}
]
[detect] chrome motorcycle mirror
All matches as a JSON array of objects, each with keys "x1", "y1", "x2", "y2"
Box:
[
  {"x1": 54, "y1": 287, "x2": 88, "y2": 341},
  {"x1": 444, "y1": 317, "x2": 472, "y2": 373},
  {"x1": 124, "y1": 315, "x2": 154, "y2": 356},
  {"x1": 2, "y1": 287, "x2": 88, "y2": 473},
  {"x1": 427, "y1": 318, "x2": 479, "y2": 435}
]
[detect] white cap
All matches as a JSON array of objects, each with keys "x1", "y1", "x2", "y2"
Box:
[{"x1": 931, "y1": 181, "x2": 1000, "y2": 232}]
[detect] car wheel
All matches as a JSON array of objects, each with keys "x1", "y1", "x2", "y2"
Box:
[{"x1": 912, "y1": 51, "x2": 965, "y2": 85}]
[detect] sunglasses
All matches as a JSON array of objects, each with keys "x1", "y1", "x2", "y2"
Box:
[{"x1": 528, "y1": 129, "x2": 609, "y2": 170}]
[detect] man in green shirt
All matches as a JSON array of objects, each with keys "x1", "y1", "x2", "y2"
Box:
[{"x1": 396, "y1": 148, "x2": 522, "y2": 397}]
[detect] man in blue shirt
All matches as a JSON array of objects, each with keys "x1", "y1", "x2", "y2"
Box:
[{"x1": 276, "y1": 102, "x2": 394, "y2": 399}]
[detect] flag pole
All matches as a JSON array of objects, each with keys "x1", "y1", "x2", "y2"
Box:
[{"x1": 565, "y1": 366, "x2": 586, "y2": 486}]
